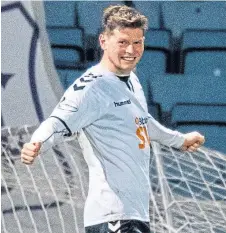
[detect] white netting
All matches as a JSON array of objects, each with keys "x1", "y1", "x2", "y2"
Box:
[
  {"x1": 1, "y1": 126, "x2": 88, "y2": 233},
  {"x1": 1, "y1": 126, "x2": 226, "y2": 233},
  {"x1": 150, "y1": 143, "x2": 226, "y2": 233}
]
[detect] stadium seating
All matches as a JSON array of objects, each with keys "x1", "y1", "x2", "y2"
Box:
[
  {"x1": 136, "y1": 29, "x2": 171, "y2": 88},
  {"x1": 174, "y1": 124, "x2": 226, "y2": 154},
  {"x1": 133, "y1": 1, "x2": 162, "y2": 29},
  {"x1": 162, "y1": 2, "x2": 226, "y2": 36},
  {"x1": 57, "y1": 69, "x2": 86, "y2": 90},
  {"x1": 44, "y1": 1, "x2": 78, "y2": 27},
  {"x1": 148, "y1": 103, "x2": 161, "y2": 122},
  {"x1": 76, "y1": 1, "x2": 124, "y2": 36},
  {"x1": 51, "y1": 48, "x2": 83, "y2": 68},
  {"x1": 184, "y1": 51, "x2": 226, "y2": 76},
  {"x1": 171, "y1": 103, "x2": 226, "y2": 154},
  {"x1": 137, "y1": 51, "x2": 167, "y2": 75},
  {"x1": 47, "y1": 28, "x2": 85, "y2": 68},
  {"x1": 145, "y1": 29, "x2": 171, "y2": 49},
  {"x1": 182, "y1": 30, "x2": 226, "y2": 50},
  {"x1": 148, "y1": 74, "x2": 226, "y2": 112},
  {"x1": 47, "y1": 28, "x2": 84, "y2": 48},
  {"x1": 171, "y1": 103, "x2": 226, "y2": 125},
  {"x1": 181, "y1": 30, "x2": 226, "y2": 75}
]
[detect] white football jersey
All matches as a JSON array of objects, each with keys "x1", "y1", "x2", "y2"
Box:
[{"x1": 31, "y1": 64, "x2": 185, "y2": 226}]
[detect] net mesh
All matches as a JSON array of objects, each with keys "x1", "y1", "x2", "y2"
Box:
[{"x1": 1, "y1": 125, "x2": 226, "y2": 233}]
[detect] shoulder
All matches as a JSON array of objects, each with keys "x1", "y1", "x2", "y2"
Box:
[{"x1": 63, "y1": 65, "x2": 109, "y2": 101}]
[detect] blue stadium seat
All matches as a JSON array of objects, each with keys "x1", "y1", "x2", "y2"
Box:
[
  {"x1": 47, "y1": 28, "x2": 84, "y2": 48},
  {"x1": 182, "y1": 30, "x2": 226, "y2": 50},
  {"x1": 51, "y1": 48, "x2": 82, "y2": 68},
  {"x1": 138, "y1": 51, "x2": 167, "y2": 74},
  {"x1": 184, "y1": 51, "x2": 226, "y2": 76},
  {"x1": 145, "y1": 29, "x2": 171, "y2": 49},
  {"x1": 181, "y1": 30, "x2": 226, "y2": 75},
  {"x1": 57, "y1": 69, "x2": 85, "y2": 90},
  {"x1": 44, "y1": 1, "x2": 77, "y2": 27},
  {"x1": 148, "y1": 74, "x2": 226, "y2": 112},
  {"x1": 136, "y1": 30, "x2": 171, "y2": 93},
  {"x1": 171, "y1": 103, "x2": 226, "y2": 154},
  {"x1": 76, "y1": 1, "x2": 123, "y2": 36},
  {"x1": 136, "y1": 51, "x2": 167, "y2": 102},
  {"x1": 148, "y1": 103, "x2": 161, "y2": 122},
  {"x1": 133, "y1": 1, "x2": 161, "y2": 29},
  {"x1": 162, "y1": 2, "x2": 226, "y2": 36},
  {"x1": 47, "y1": 28, "x2": 85, "y2": 68},
  {"x1": 175, "y1": 124, "x2": 226, "y2": 154},
  {"x1": 171, "y1": 104, "x2": 226, "y2": 125}
]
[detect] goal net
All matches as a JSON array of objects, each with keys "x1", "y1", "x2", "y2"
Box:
[{"x1": 1, "y1": 125, "x2": 226, "y2": 233}]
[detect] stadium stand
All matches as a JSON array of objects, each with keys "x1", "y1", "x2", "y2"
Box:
[
  {"x1": 44, "y1": 1, "x2": 78, "y2": 27},
  {"x1": 43, "y1": 1, "x2": 226, "y2": 155},
  {"x1": 47, "y1": 28, "x2": 85, "y2": 68},
  {"x1": 147, "y1": 103, "x2": 161, "y2": 122},
  {"x1": 133, "y1": 1, "x2": 162, "y2": 29},
  {"x1": 182, "y1": 30, "x2": 226, "y2": 50},
  {"x1": 162, "y1": 1, "x2": 226, "y2": 37},
  {"x1": 136, "y1": 29, "x2": 172, "y2": 91},
  {"x1": 181, "y1": 30, "x2": 226, "y2": 75},
  {"x1": 149, "y1": 74, "x2": 226, "y2": 112},
  {"x1": 145, "y1": 29, "x2": 171, "y2": 49},
  {"x1": 171, "y1": 105, "x2": 226, "y2": 154},
  {"x1": 184, "y1": 51, "x2": 226, "y2": 76},
  {"x1": 176, "y1": 124, "x2": 226, "y2": 154},
  {"x1": 148, "y1": 74, "x2": 226, "y2": 139},
  {"x1": 171, "y1": 103, "x2": 226, "y2": 124},
  {"x1": 137, "y1": 51, "x2": 167, "y2": 76},
  {"x1": 47, "y1": 28, "x2": 84, "y2": 48},
  {"x1": 167, "y1": 103, "x2": 226, "y2": 154}
]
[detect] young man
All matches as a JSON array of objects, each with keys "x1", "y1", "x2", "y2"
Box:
[{"x1": 21, "y1": 5, "x2": 205, "y2": 233}]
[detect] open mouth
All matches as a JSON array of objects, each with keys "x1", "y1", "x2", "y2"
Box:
[{"x1": 121, "y1": 57, "x2": 136, "y2": 61}]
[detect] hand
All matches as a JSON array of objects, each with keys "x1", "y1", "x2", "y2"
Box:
[
  {"x1": 181, "y1": 132, "x2": 205, "y2": 152},
  {"x1": 21, "y1": 142, "x2": 42, "y2": 165}
]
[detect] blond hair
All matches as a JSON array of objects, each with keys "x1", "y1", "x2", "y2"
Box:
[{"x1": 102, "y1": 5, "x2": 148, "y2": 34}]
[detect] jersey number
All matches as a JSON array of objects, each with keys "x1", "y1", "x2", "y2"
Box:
[{"x1": 136, "y1": 126, "x2": 150, "y2": 149}]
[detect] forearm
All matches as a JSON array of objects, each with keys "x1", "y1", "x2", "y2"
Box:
[
  {"x1": 30, "y1": 117, "x2": 71, "y2": 152},
  {"x1": 148, "y1": 115, "x2": 185, "y2": 149}
]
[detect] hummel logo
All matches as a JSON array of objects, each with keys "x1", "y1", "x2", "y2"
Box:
[{"x1": 114, "y1": 99, "x2": 131, "y2": 107}]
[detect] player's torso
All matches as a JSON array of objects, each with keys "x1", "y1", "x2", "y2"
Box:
[
  {"x1": 75, "y1": 66, "x2": 151, "y2": 225},
  {"x1": 80, "y1": 68, "x2": 151, "y2": 171}
]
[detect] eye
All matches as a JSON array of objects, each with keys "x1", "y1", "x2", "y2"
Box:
[
  {"x1": 118, "y1": 40, "x2": 127, "y2": 45},
  {"x1": 134, "y1": 40, "x2": 143, "y2": 45}
]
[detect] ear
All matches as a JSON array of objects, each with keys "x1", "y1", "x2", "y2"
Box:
[{"x1": 99, "y1": 33, "x2": 108, "y2": 50}]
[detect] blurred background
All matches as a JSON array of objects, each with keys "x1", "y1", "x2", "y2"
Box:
[{"x1": 2, "y1": 1, "x2": 226, "y2": 153}]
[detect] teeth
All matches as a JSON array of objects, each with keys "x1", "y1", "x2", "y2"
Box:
[{"x1": 122, "y1": 57, "x2": 135, "y2": 61}]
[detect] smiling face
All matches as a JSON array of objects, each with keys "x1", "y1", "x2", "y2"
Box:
[{"x1": 99, "y1": 27, "x2": 145, "y2": 75}]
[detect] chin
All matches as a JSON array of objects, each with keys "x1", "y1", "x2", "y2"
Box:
[{"x1": 122, "y1": 65, "x2": 136, "y2": 73}]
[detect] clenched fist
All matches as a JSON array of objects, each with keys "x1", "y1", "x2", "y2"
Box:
[
  {"x1": 21, "y1": 142, "x2": 42, "y2": 165},
  {"x1": 181, "y1": 132, "x2": 205, "y2": 152}
]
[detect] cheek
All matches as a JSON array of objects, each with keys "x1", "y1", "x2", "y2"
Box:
[
  {"x1": 138, "y1": 47, "x2": 144, "y2": 56},
  {"x1": 109, "y1": 47, "x2": 122, "y2": 59}
]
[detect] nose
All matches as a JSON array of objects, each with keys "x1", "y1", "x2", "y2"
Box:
[{"x1": 125, "y1": 44, "x2": 134, "y2": 54}]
